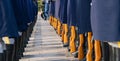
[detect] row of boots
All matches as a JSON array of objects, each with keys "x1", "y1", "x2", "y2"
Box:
[{"x1": 49, "y1": 16, "x2": 120, "y2": 61}]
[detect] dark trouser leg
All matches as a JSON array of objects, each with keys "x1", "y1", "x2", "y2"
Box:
[
  {"x1": 0, "y1": 53, "x2": 4, "y2": 61},
  {"x1": 101, "y1": 42, "x2": 110, "y2": 61},
  {"x1": 6, "y1": 44, "x2": 14, "y2": 61},
  {"x1": 13, "y1": 38, "x2": 20, "y2": 61}
]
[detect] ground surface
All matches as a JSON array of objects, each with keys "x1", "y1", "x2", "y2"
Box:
[{"x1": 19, "y1": 14, "x2": 78, "y2": 61}]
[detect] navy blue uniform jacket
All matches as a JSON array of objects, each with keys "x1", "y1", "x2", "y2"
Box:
[
  {"x1": 67, "y1": 0, "x2": 77, "y2": 26},
  {"x1": 91, "y1": 0, "x2": 120, "y2": 42},
  {"x1": 0, "y1": 0, "x2": 19, "y2": 37},
  {"x1": 59, "y1": 0, "x2": 68, "y2": 24},
  {"x1": 49, "y1": 1, "x2": 55, "y2": 17},
  {"x1": 76, "y1": 0, "x2": 92, "y2": 34},
  {"x1": 55, "y1": 0, "x2": 60, "y2": 19},
  {"x1": 11, "y1": 0, "x2": 36, "y2": 32}
]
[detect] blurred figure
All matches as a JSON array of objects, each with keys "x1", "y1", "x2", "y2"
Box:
[{"x1": 41, "y1": 0, "x2": 49, "y2": 20}]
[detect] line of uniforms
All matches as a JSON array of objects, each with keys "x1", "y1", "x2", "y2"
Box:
[
  {"x1": 49, "y1": 0, "x2": 120, "y2": 61},
  {"x1": 0, "y1": 0, "x2": 38, "y2": 61}
]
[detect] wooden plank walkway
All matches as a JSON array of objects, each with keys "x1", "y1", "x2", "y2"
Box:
[{"x1": 19, "y1": 14, "x2": 78, "y2": 61}]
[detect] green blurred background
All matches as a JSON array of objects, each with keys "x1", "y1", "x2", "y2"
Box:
[{"x1": 38, "y1": 0, "x2": 43, "y2": 11}]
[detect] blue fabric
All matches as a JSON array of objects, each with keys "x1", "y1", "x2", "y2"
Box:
[
  {"x1": 55, "y1": 0, "x2": 60, "y2": 19},
  {"x1": 59, "y1": 0, "x2": 68, "y2": 24},
  {"x1": 67, "y1": 0, "x2": 77, "y2": 26},
  {"x1": 76, "y1": 0, "x2": 92, "y2": 34},
  {"x1": 11, "y1": 0, "x2": 28, "y2": 31},
  {"x1": 26, "y1": 0, "x2": 35, "y2": 22},
  {"x1": 49, "y1": 1, "x2": 55, "y2": 16},
  {"x1": 0, "y1": 0, "x2": 19, "y2": 37},
  {"x1": 44, "y1": 3, "x2": 49, "y2": 19},
  {"x1": 58, "y1": 0, "x2": 63, "y2": 22},
  {"x1": 91, "y1": 0, "x2": 120, "y2": 42},
  {"x1": 33, "y1": 0, "x2": 38, "y2": 16},
  {"x1": 11, "y1": 0, "x2": 37, "y2": 32},
  {"x1": 44, "y1": 0, "x2": 49, "y2": 3}
]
